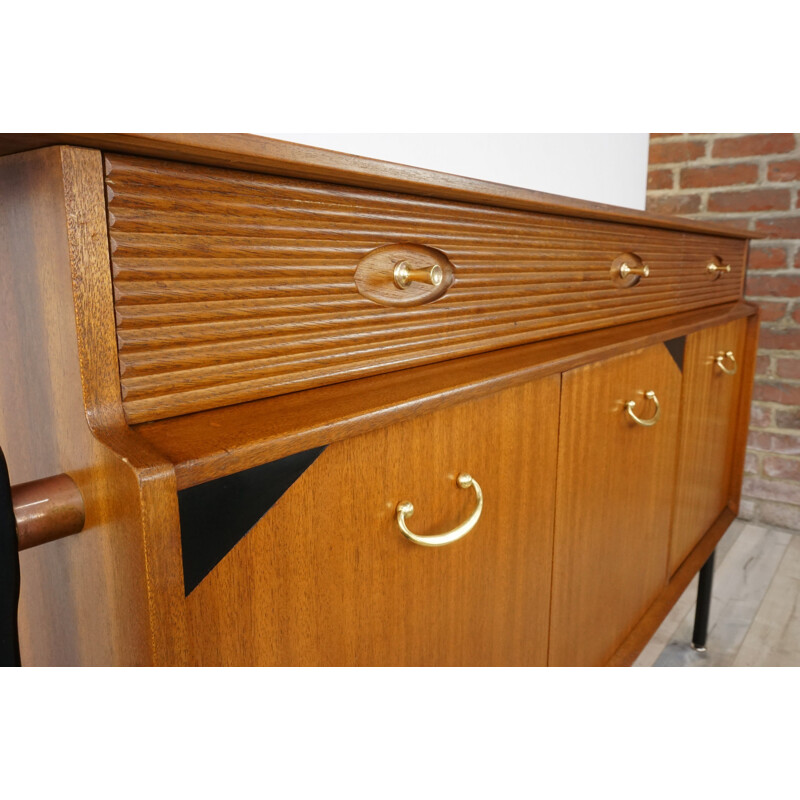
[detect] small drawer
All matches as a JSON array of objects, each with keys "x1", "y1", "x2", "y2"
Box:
[{"x1": 105, "y1": 154, "x2": 746, "y2": 422}]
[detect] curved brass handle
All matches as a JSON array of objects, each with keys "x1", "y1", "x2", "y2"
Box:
[
  {"x1": 715, "y1": 351, "x2": 738, "y2": 375},
  {"x1": 625, "y1": 390, "x2": 661, "y2": 427},
  {"x1": 394, "y1": 261, "x2": 443, "y2": 289},
  {"x1": 396, "y1": 473, "x2": 483, "y2": 547}
]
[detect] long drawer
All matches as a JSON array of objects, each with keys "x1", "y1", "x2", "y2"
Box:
[{"x1": 105, "y1": 154, "x2": 747, "y2": 423}]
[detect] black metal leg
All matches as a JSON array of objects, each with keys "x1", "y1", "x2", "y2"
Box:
[{"x1": 691, "y1": 550, "x2": 715, "y2": 653}]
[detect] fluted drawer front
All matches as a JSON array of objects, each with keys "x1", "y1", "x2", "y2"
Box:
[{"x1": 105, "y1": 154, "x2": 746, "y2": 423}]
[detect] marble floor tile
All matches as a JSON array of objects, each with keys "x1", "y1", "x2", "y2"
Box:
[
  {"x1": 633, "y1": 574, "x2": 699, "y2": 667},
  {"x1": 652, "y1": 523, "x2": 792, "y2": 667},
  {"x1": 733, "y1": 535, "x2": 800, "y2": 667},
  {"x1": 633, "y1": 519, "x2": 744, "y2": 667}
]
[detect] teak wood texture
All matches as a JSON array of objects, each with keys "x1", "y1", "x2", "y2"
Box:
[
  {"x1": 105, "y1": 153, "x2": 747, "y2": 423},
  {"x1": 184, "y1": 380, "x2": 560, "y2": 666},
  {"x1": 0, "y1": 135, "x2": 761, "y2": 667},
  {"x1": 136, "y1": 302, "x2": 755, "y2": 490},
  {"x1": 670, "y1": 318, "x2": 749, "y2": 575},
  {"x1": 549, "y1": 344, "x2": 683, "y2": 667},
  {"x1": 0, "y1": 146, "x2": 187, "y2": 665}
]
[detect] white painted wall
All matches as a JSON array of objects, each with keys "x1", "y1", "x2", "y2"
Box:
[{"x1": 263, "y1": 133, "x2": 649, "y2": 210}]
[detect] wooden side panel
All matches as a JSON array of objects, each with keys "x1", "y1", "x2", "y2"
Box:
[
  {"x1": 669, "y1": 318, "x2": 749, "y2": 575},
  {"x1": 182, "y1": 379, "x2": 560, "y2": 666},
  {"x1": 0, "y1": 147, "x2": 186, "y2": 665},
  {"x1": 104, "y1": 154, "x2": 746, "y2": 423},
  {"x1": 549, "y1": 344, "x2": 683, "y2": 667}
]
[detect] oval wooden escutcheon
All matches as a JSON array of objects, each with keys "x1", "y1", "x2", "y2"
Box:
[{"x1": 354, "y1": 243, "x2": 455, "y2": 307}]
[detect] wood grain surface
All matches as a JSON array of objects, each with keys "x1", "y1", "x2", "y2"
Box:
[
  {"x1": 105, "y1": 153, "x2": 747, "y2": 423},
  {"x1": 183, "y1": 378, "x2": 560, "y2": 666},
  {"x1": 549, "y1": 343, "x2": 683, "y2": 666},
  {"x1": 0, "y1": 138, "x2": 760, "y2": 667},
  {"x1": 0, "y1": 133, "x2": 755, "y2": 239},
  {"x1": 669, "y1": 318, "x2": 748, "y2": 574},
  {"x1": 0, "y1": 146, "x2": 186, "y2": 665},
  {"x1": 135, "y1": 302, "x2": 757, "y2": 490}
]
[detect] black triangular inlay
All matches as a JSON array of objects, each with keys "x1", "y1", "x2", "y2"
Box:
[
  {"x1": 664, "y1": 336, "x2": 686, "y2": 372},
  {"x1": 178, "y1": 446, "x2": 326, "y2": 595}
]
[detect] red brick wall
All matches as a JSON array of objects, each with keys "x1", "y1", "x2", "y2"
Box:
[{"x1": 647, "y1": 133, "x2": 800, "y2": 531}]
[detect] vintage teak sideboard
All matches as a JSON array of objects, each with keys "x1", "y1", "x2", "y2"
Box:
[{"x1": 0, "y1": 134, "x2": 758, "y2": 666}]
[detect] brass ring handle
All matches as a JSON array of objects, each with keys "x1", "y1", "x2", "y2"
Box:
[
  {"x1": 715, "y1": 351, "x2": 738, "y2": 375},
  {"x1": 394, "y1": 261, "x2": 443, "y2": 289},
  {"x1": 625, "y1": 390, "x2": 661, "y2": 427},
  {"x1": 395, "y1": 473, "x2": 483, "y2": 547}
]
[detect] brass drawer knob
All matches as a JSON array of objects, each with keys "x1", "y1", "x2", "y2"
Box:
[
  {"x1": 707, "y1": 256, "x2": 732, "y2": 278},
  {"x1": 715, "y1": 351, "x2": 738, "y2": 375},
  {"x1": 618, "y1": 261, "x2": 650, "y2": 280},
  {"x1": 354, "y1": 243, "x2": 455, "y2": 307},
  {"x1": 625, "y1": 390, "x2": 661, "y2": 427},
  {"x1": 396, "y1": 473, "x2": 483, "y2": 547},
  {"x1": 611, "y1": 252, "x2": 649, "y2": 287},
  {"x1": 394, "y1": 261, "x2": 443, "y2": 289},
  {"x1": 394, "y1": 261, "x2": 442, "y2": 289}
]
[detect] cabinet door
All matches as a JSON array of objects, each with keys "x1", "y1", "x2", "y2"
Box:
[
  {"x1": 669, "y1": 318, "x2": 748, "y2": 574},
  {"x1": 182, "y1": 378, "x2": 560, "y2": 666},
  {"x1": 549, "y1": 344, "x2": 683, "y2": 666}
]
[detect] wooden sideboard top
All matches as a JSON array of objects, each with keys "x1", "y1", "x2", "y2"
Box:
[{"x1": 0, "y1": 133, "x2": 756, "y2": 239}]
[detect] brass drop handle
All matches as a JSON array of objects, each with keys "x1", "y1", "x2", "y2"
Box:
[
  {"x1": 707, "y1": 262, "x2": 731, "y2": 275},
  {"x1": 715, "y1": 351, "x2": 738, "y2": 375},
  {"x1": 394, "y1": 261, "x2": 443, "y2": 289},
  {"x1": 396, "y1": 473, "x2": 483, "y2": 547},
  {"x1": 625, "y1": 390, "x2": 661, "y2": 427},
  {"x1": 618, "y1": 262, "x2": 650, "y2": 280}
]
